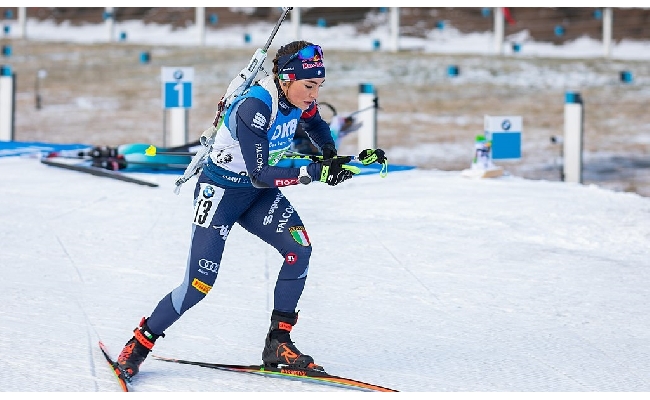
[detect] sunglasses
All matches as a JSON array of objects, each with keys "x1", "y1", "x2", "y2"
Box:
[
  {"x1": 278, "y1": 44, "x2": 324, "y2": 75},
  {"x1": 294, "y1": 44, "x2": 323, "y2": 61}
]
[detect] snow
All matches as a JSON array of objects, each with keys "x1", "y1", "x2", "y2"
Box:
[
  {"x1": 9, "y1": 8, "x2": 650, "y2": 60},
  {"x1": 2, "y1": 10, "x2": 650, "y2": 396}
]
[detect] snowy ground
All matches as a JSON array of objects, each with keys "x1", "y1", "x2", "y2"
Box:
[
  {"x1": 1, "y1": 154, "x2": 649, "y2": 394},
  {"x1": 2, "y1": 11, "x2": 650, "y2": 395}
]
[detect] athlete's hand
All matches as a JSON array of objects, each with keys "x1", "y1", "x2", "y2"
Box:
[
  {"x1": 358, "y1": 148, "x2": 387, "y2": 165},
  {"x1": 318, "y1": 156, "x2": 354, "y2": 186},
  {"x1": 321, "y1": 143, "x2": 337, "y2": 160}
]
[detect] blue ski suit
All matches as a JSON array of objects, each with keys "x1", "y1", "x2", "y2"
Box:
[{"x1": 146, "y1": 77, "x2": 336, "y2": 335}]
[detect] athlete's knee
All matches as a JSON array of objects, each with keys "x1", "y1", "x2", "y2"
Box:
[{"x1": 284, "y1": 242, "x2": 312, "y2": 265}]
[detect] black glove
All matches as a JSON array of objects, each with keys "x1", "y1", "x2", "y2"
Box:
[
  {"x1": 358, "y1": 148, "x2": 387, "y2": 165},
  {"x1": 318, "y1": 156, "x2": 354, "y2": 186},
  {"x1": 321, "y1": 143, "x2": 337, "y2": 160}
]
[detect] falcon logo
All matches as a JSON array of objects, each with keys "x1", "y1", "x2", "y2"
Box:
[{"x1": 276, "y1": 206, "x2": 295, "y2": 233}]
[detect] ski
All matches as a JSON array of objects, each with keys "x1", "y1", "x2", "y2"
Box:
[
  {"x1": 151, "y1": 354, "x2": 398, "y2": 392},
  {"x1": 41, "y1": 157, "x2": 159, "y2": 187},
  {"x1": 98, "y1": 341, "x2": 130, "y2": 392}
]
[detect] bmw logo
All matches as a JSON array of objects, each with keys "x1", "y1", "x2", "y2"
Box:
[
  {"x1": 203, "y1": 185, "x2": 215, "y2": 198},
  {"x1": 501, "y1": 120, "x2": 511, "y2": 130},
  {"x1": 173, "y1": 70, "x2": 184, "y2": 80}
]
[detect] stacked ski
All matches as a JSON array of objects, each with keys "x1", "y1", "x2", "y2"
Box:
[{"x1": 41, "y1": 157, "x2": 159, "y2": 187}]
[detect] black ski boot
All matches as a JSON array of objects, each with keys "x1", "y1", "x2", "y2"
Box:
[
  {"x1": 262, "y1": 310, "x2": 324, "y2": 371},
  {"x1": 116, "y1": 317, "x2": 163, "y2": 381}
]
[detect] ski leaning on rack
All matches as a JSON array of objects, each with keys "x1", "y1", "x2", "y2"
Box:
[
  {"x1": 151, "y1": 354, "x2": 398, "y2": 392},
  {"x1": 98, "y1": 341, "x2": 130, "y2": 392},
  {"x1": 41, "y1": 157, "x2": 159, "y2": 187}
]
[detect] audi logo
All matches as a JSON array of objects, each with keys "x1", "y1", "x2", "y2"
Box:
[{"x1": 198, "y1": 258, "x2": 220, "y2": 273}]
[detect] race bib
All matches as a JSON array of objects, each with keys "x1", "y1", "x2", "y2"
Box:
[{"x1": 192, "y1": 183, "x2": 222, "y2": 228}]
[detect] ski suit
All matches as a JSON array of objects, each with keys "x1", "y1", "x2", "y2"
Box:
[{"x1": 146, "y1": 77, "x2": 335, "y2": 335}]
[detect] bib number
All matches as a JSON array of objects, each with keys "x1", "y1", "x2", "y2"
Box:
[{"x1": 193, "y1": 183, "x2": 221, "y2": 228}]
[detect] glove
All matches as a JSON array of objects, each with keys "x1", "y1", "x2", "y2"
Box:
[
  {"x1": 358, "y1": 148, "x2": 387, "y2": 165},
  {"x1": 321, "y1": 143, "x2": 337, "y2": 160},
  {"x1": 318, "y1": 156, "x2": 354, "y2": 186}
]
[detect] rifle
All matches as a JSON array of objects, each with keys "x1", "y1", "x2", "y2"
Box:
[{"x1": 173, "y1": 7, "x2": 293, "y2": 194}]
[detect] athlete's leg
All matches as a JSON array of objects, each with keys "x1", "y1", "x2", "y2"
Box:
[
  {"x1": 146, "y1": 178, "x2": 262, "y2": 334},
  {"x1": 237, "y1": 188, "x2": 312, "y2": 313},
  {"x1": 238, "y1": 188, "x2": 322, "y2": 369}
]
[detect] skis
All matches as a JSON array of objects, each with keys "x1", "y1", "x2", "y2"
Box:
[
  {"x1": 98, "y1": 341, "x2": 130, "y2": 392},
  {"x1": 41, "y1": 157, "x2": 159, "y2": 187},
  {"x1": 151, "y1": 354, "x2": 398, "y2": 392}
]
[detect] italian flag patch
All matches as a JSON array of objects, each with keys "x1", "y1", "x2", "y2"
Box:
[{"x1": 289, "y1": 226, "x2": 311, "y2": 246}]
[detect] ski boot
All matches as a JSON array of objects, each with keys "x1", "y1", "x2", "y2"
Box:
[
  {"x1": 262, "y1": 310, "x2": 324, "y2": 371},
  {"x1": 116, "y1": 317, "x2": 163, "y2": 381}
]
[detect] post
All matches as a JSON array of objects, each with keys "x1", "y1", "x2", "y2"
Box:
[
  {"x1": 291, "y1": 7, "x2": 301, "y2": 40},
  {"x1": 105, "y1": 7, "x2": 115, "y2": 42},
  {"x1": 389, "y1": 7, "x2": 400, "y2": 53},
  {"x1": 196, "y1": 7, "x2": 205, "y2": 46},
  {"x1": 35, "y1": 69, "x2": 46, "y2": 109},
  {"x1": 357, "y1": 83, "x2": 377, "y2": 154},
  {"x1": 493, "y1": 7, "x2": 504, "y2": 55},
  {"x1": 0, "y1": 66, "x2": 15, "y2": 141},
  {"x1": 563, "y1": 92, "x2": 584, "y2": 184},
  {"x1": 18, "y1": 7, "x2": 26, "y2": 39},
  {"x1": 168, "y1": 108, "x2": 188, "y2": 147},
  {"x1": 161, "y1": 67, "x2": 194, "y2": 147},
  {"x1": 602, "y1": 7, "x2": 612, "y2": 59}
]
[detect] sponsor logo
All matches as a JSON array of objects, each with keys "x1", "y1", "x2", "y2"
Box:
[
  {"x1": 275, "y1": 206, "x2": 295, "y2": 233},
  {"x1": 223, "y1": 175, "x2": 244, "y2": 183},
  {"x1": 270, "y1": 120, "x2": 298, "y2": 141},
  {"x1": 213, "y1": 151, "x2": 233, "y2": 164},
  {"x1": 286, "y1": 252, "x2": 297, "y2": 265},
  {"x1": 280, "y1": 367, "x2": 307, "y2": 376},
  {"x1": 252, "y1": 112, "x2": 266, "y2": 130},
  {"x1": 278, "y1": 98, "x2": 291, "y2": 110},
  {"x1": 263, "y1": 194, "x2": 284, "y2": 225},
  {"x1": 198, "y1": 258, "x2": 220, "y2": 275},
  {"x1": 202, "y1": 185, "x2": 215, "y2": 198},
  {"x1": 212, "y1": 224, "x2": 230, "y2": 240},
  {"x1": 289, "y1": 226, "x2": 310, "y2": 246},
  {"x1": 268, "y1": 149, "x2": 290, "y2": 166},
  {"x1": 275, "y1": 178, "x2": 299, "y2": 187},
  {"x1": 192, "y1": 278, "x2": 212, "y2": 294},
  {"x1": 301, "y1": 61, "x2": 324, "y2": 69},
  {"x1": 255, "y1": 143, "x2": 264, "y2": 170}
]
